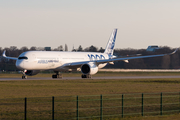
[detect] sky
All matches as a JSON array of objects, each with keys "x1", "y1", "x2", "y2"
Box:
[{"x1": 0, "y1": 0, "x2": 180, "y2": 50}]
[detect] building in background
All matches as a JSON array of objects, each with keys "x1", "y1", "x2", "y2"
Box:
[
  {"x1": 146, "y1": 46, "x2": 160, "y2": 52},
  {"x1": 44, "y1": 47, "x2": 51, "y2": 51}
]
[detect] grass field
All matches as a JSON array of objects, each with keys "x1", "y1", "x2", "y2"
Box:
[
  {"x1": 1, "y1": 71, "x2": 180, "y2": 78},
  {"x1": 0, "y1": 72, "x2": 180, "y2": 120},
  {"x1": 0, "y1": 72, "x2": 180, "y2": 98},
  {"x1": 118, "y1": 114, "x2": 180, "y2": 120}
]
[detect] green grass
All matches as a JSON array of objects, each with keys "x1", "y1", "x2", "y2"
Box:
[
  {"x1": 110, "y1": 114, "x2": 180, "y2": 120},
  {"x1": 0, "y1": 78, "x2": 180, "y2": 99},
  {"x1": 0, "y1": 72, "x2": 180, "y2": 119},
  {"x1": 1, "y1": 71, "x2": 180, "y2": 78}
]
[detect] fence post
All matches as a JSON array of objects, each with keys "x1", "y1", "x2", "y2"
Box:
[
  {"x1": 76, "y1": 96, "x2": 79, "y2": 120},
  {"x1": 179, "y1": 92, "x2": 180, "y2": 113},
  {"x1": 142, "y1": 93, "x2": 144, "y2": 116},
  {"x1": 24, "y1": 97, "x2": 27, "y2": 120},
  {"x1": 100, "y1": 94, "x2": 103, "y2": 120},
  {"x1": 122, "y1": 94, "x2": 124, "y2": 118},
  {"x1": 160, "y1": 92, "x2": 163, "y2": 115},
  {"x1": 52, "y1": 96, "x2": 54, "y2": 120}
]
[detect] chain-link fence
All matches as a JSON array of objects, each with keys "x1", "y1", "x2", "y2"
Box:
[{"x1": 0, "y1": 92, "x2": 179, "y2": 120}]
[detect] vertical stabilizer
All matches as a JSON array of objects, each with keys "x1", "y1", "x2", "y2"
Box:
[{"x1": 104, "y1": 29, "x2": 117, "y2": 55}]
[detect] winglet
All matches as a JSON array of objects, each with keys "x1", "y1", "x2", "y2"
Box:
[
  {"x1": 170, "y1": 48, "x2": 178, "y2": 55},
  {"x1": 1, "y1": 50, "x2": 18, "y2": 60},
  {"x1": 2, "y1": 50, "x2": 6, "y2": 57}
]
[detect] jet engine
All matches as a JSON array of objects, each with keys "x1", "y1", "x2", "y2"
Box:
[
  {"x1": 81, "y1": 63, "x2": 98, "y2": 75},
  {"x1": 25, "y1": 70, "x2": 40, "y2": 76}
]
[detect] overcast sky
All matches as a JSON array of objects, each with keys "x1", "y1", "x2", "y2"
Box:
[{"x1": 0, "y1": 0, "x2": 180, "y2": 50}]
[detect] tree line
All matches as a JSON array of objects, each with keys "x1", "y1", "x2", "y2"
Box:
[{"x1": 0, "y1": 45, "x2": 179, "y2": 71}]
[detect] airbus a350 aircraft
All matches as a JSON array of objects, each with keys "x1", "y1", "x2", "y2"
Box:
[{"x1": 2, "y1": 29, "x2": 178, "y2": 79}]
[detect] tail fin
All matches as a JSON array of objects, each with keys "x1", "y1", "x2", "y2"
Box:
[{"x1": 104, "y1": 28, "x2": 117, "y2": 55}]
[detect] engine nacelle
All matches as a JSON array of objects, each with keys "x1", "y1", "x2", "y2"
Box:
[
  {"x1": 25, "y1": 70, "x2": 40, "y2": 76},
  {"x1": 81, "y1": 63, "x2": 98, "y2": 75}
]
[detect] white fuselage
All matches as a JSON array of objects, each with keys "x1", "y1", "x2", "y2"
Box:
[{"x1": 16, "y1": 51, "x2": 109, "y2": 71}]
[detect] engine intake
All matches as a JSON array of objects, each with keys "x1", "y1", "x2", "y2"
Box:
[{"x1": 81, "y1": 63, "x2": 98, "y2": 75}]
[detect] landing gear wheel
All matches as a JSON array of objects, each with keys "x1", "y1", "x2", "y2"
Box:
[
  {"x1": 52, "y1": 75, "x2": 57, "y2": 78},
  {"x1": 52, "y1": 72, "x2": 63, "y2": 79},
  {"x1": 22, "y1": 75, "x2": 27, "y2": 79},
  {"x1": 88, "y1": 75, "x2": 92, "y2": 78},
  {"x1": 81, "y1": 74, "x2": 86, "y2": 78},
  {"x1": 81, "y1": 74, "x2": 92, "y2": 78}
]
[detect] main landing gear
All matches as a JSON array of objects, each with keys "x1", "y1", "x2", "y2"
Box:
[
  {"x1": 52, "y1": 72, "x2": 63, "y2": 79},
  {"x1": 22, "y1": 75, "x2": 27, "y2": 79},
  {"x1": 81, "y1": 74, "x2": 92, "y2": 78},
  {"x1": 22, "y1": 70, "x2": 27, "y2": 79}
]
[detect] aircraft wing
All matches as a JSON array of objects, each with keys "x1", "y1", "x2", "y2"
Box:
[
  {"x1": 2, "y1": 51, "x2": 18, "y2": 60},
  {"x1": 96, "y1": 48, "x2": 178, "y2": 64},
  {"x1": 59, "y1": 48, "x2": 178, "y2": 69}
]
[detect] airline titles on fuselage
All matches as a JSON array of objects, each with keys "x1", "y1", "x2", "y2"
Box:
[
  {"x1": 38, "y1": 59, "x2": 59, "y2": 64},
  {"x1": 37, "y1": 54, "x2": 105, "y2": 64}
]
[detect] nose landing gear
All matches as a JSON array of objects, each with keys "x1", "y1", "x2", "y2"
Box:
[
  {"x1": 21, "y1": 70, "x2": 27, "y2": 79},
  {"x1": 22, "y1": 75, "x2": 27, "y2": 79}
]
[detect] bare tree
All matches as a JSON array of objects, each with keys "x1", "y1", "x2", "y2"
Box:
[
  {"x1": 20, "y1": 46, "x2": 29, "y2": 52},
  {"x1": 161, "y1": 55, "x2": 171, "y2": 69},
  {"x1": 77, "y1": 45, "x2": 83, "y2": 51},
  {"x1": 36, "y1": 47, "x2": 44, "y2": 51},
  {"x1": 84, "y1": 45, "x2": 98, "y2": 52},
  {"x1": 10, "y1": 46, "x2": 17, "y2": 51},
  {"x1": 30, "y1": 46, "x2": 37, "y2": 51},
  {"x1": 65, "y1": 44, "x2": 68, "y2": 51},
  {"x1": 98, "y1": 47, "x2": 104, "y2": 53},
  {"x1": 58, "y1": 45, "x2": 63, "y2": 51},
  {"x1": 171, "y1": 53, "x2": 179, "y2": 69}
]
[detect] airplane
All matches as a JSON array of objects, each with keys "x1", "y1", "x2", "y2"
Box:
[{"x1": 2, "y1": 29, "x2": 178, "y2": 79}]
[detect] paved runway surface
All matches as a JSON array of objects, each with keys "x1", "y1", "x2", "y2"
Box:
[{"x1": 1, "y1": 76, "x2": 180, "y2": 81}]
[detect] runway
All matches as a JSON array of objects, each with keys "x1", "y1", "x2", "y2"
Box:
[{"x1": 1, "y1": 75, "x2": 180, "y2": 81}]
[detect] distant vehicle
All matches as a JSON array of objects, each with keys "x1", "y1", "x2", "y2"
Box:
[
  {"x1": 1, "y1": 29, "x2": 178, "y2": 79},
  {"x1": 146, "y1": 46, "x2": 160, "y2": 52}
]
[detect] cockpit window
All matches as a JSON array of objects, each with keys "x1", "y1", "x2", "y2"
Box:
[{"x1": 18, "y1": 56, "x2": 28, "y2": 60}]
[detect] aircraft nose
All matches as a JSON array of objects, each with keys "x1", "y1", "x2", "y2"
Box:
[{"x1": 16, "y1": 60, "x2": 24, "y2": 70}]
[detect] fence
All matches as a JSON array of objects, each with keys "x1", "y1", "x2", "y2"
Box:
[{"x1": 0, "y1": 92, "x2": 180, "y2": 120}]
